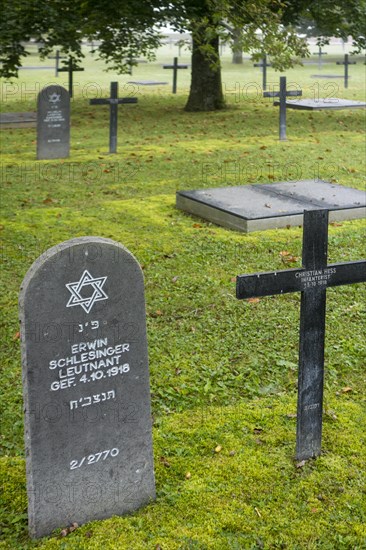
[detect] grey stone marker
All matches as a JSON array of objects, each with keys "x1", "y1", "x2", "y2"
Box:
[
  {"x1": 0, "y1": 112, "x2": 36, "y2": 129},
  {"x1": 20, "y1": 237, "x2": 155, "y2": 538},
  {"x1": 176, "y1": 180, "x2": 366, "y2": 232},
  {"x1": 37, "y1": 85, "x2": 70, "y2": 160},
  {"x1": 274, "y1": 98, "x2": 366, "y2": 111},
  {"x1": 127, "y1": 80, "x2": 168, "y2": 86}
]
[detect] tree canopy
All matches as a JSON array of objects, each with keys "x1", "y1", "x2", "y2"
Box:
[{"x1": 1, "y1": 0, "x2": 365, "y2": 110}]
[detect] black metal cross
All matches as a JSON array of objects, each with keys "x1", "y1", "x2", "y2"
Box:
[
  {"x1": 89, "y1": 81, "x2": 138, "y2": 154},
  {"x1": 336, "y1": 54, "x2": 356, "y2": 89},
  {"x1": 236, "y1": 209, "x2": 366, "y2": 460},
  {"x1": 58, "y1": 59, "x2": 84, "y2": 98},
  {"x1": 48, "y1": 50, "x2": 66, "y2": 77},
  {"x1": 253, "y1": 54, "x2": 272, "y2": 91},
  {"x1": 163, "y1": 57, "x2": 188, "y2": 93},
  {"x1": 264, "y1": 76, "x2": 302, "y2": 140}
]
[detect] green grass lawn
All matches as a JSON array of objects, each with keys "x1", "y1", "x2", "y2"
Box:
[{"x1": 0, "y1": 46, "x2": 365, "y2": 549}]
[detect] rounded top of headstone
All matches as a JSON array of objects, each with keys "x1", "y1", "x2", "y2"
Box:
[
  {"x1": 38, "y1": 84, "x2": 70, "y2": 104},
  {"x1": 19, "y1": 236, "x2": 143, "y2": 311}
]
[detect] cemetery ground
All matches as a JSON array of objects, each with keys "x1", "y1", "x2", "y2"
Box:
[{"x1": 1, "y1": 47, "x2": 366, "y2": 548}]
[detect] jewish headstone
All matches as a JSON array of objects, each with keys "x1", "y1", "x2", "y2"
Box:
[
  {"x1": 20, "y1": 237, "x2": 155, "y2": 538},
  {"x1": 37, "y1": 85, "x2": 70, "y2": 160}
]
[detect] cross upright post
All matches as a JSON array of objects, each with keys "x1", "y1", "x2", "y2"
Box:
[
  {"x1": 48, "y1": 50, "x2": 66, "y2": 77},
  {"x1": 89, "y1": 81, "x2": 138, "y2": 153},
  {"x1": 264, "y1": 76, "x2": 302, "y2": 140},
  {"x1": 163, "y1": 57, "x2": 188, "y2": 93},
  {"x1": 313, "y1": 46, "x2": 327, "y2": 70},
  {"x1": 253, "y1": 55, "x2": 271, "y2": 91},
  {"x1": 236, "y1": 209, "x2": 366, "y2": 460},
  {"x1": 336, "y1": 54, "x2": 356, "y2": 89},
  {"x1": 58, "y1": 59, "x2": 84, "y2": 97}
]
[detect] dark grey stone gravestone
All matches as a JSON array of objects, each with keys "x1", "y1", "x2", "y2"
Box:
[
  {"x1": 274, "y1": 98, "x2": 366, "y2": 111},
  {"x1": 237, "y1": 209, "x2": 366, "y2": 460},
  {"x1": 19, "y1": 237, "x2": 155, "y2": 538},
  {"x1": 37, "y1": 85, "x2": 70, "y2": 160},
  {"x1": 176, "y1": 180, "x2": 366, "y2": 233}
]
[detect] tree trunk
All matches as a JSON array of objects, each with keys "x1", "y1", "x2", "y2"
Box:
[
  {"x1": 184, "y1": 29, "x2": 225, "y2": 112},
  {"x1": 232, "y1": 28, "x2": 243, "y2": 64}
]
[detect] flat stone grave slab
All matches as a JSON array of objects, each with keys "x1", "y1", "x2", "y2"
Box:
[
  {"x1": 176, "y1": 180, "x2": 366, "y2": 232},
  {"x1": 0, "y1": 112, "x2": 37, "y2": 128},
  {"x1": 127, "y1": 80, "x2": 168, "y2": 86},
  {"x1": 311, "y1": 74, "x2": 346, "y2": 78},
  {"x1": 19, "y1": 66, "x2": 54, "y2": 70},
  {"x1": 273, "y1": 98, "x2": 366, "y2": 110}
]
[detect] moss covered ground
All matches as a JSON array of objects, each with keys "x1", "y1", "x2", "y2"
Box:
[{"x1": 0, "y1": 45, "x2": 365, "y2": 548}]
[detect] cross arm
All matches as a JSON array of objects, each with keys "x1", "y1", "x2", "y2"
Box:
[
  {"x1": 58, "y1": 67, "x2": 84, "y2": 72},
  {"x1": 89, "y1": 97, "x2": 138, "y2": 105},
  {"x1": 163, "y1": 64, "x2": 188, "y2": 69},
  {"x1": 336, "y1": 61, "x2": 356, "y2": 65},
  {"x1": 236, "y1": 260, "x2": 366, "y2": 299}
]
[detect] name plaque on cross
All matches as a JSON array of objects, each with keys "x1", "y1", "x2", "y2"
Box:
[
  {"x1": 89, "y1": 82, "x2": 138, "y2": 154},
  {"x1": 236, "y1": 209, "x2": 366, "y2": 460}
]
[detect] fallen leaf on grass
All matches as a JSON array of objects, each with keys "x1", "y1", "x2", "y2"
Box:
[
  {"x1": 342, "y1": 386, "x2": 352, "y2": 393},
  {"x1": 192, "y1": 223, "x2": 202, "y2": 228},
  {"x1": 185, "y1": 472, "x2": 191, "y2": 479},
  {"x1": 280, "y1": 250, "x2": 299, "y2": 264},
  {"x1": 247, "y1": 297, "x2": 260, "y2": 304},
  {"x1": 296, "y1": 460, "x2": 306, "y2": 468},
  {"x1": 13, "y1": 331, "x2": 20, "y2": 340},
  {"x1": 159, "y1": 456, "x2": 170, "y2": 468},
  {"x1": 214, "y1": 445, "x2": 222, "y2": 453}
]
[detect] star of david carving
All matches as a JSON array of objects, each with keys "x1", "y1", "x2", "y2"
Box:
[
  {"x1": 65, "y1": 270, "x2": 108, "y2": 313},
  {"x1": 48, "y1": 92, "x2": 61, "y2": 103}
]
